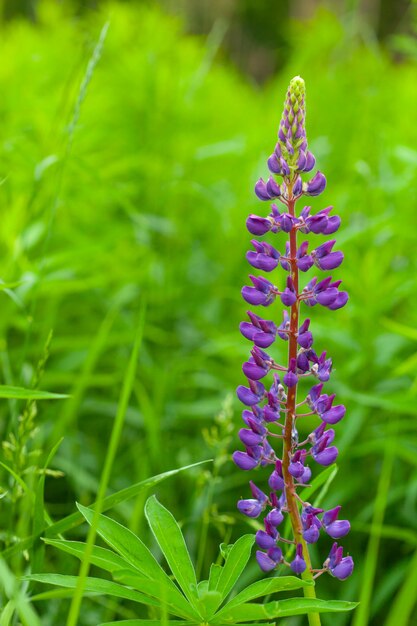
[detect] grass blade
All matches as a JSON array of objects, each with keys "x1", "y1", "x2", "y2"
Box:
[
  {"x1": 0, "y1": 460, "x2": 211, "y2": 561},
  {"x1": 66, "y1": 308, "x2": 145, "y2": 626}
]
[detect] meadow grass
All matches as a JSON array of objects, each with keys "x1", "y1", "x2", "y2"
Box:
[{"x1": 0, "y1": 2, "x2": 416, "y2": 624}]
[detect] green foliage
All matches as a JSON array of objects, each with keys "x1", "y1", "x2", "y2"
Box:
[{"x1": 26, "y1": 497, "x2": 356, "y2": 624}]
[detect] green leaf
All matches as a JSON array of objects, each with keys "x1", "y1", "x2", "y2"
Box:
[
  {"x1": 24, "y1": 574, "x2": 160, "y2": 607},
  {"x1": 77, "y1": 505, "x2": 199, "y2": 621},
  {"x1": 197, "y1": 590, "x2": 223, "y2": 620},
  {"x1": 0, "y1": 281, "x2": 24, "y2": 291},
  {"x1": 112, "y1": 570, "x2": 199, "y2": 621},
  {"x1": 0, "y1": 386, "x2": 67, "y2": 400},
  {"x1": 145, "y1": 496, "x2": 199, "y2": 607},
  {"x1": 0, "y1": 462, "x2": 29, "y2": 494},
  {"x1": 43, "y1": 539, "x2": 128, "y2": 573},
  {"x1": 213, "y1": 598, "x2": 359, "y2": 622},
  {"x1": 208, "y1": 563, "x2": 222, "y2": 591},
  {"x1": 384, "y1": 546, "x2": 417, "y2": 626},
  {"x1": 215, "y1": 576, "x2": 312, "y2": 617},
  {"x1": 214, "y1": 535, "x2": 254, "y2": 605},
  {"x1": 99, "y1": 621, "x2": 197, "y2": 626},
  {"x1": 301, "y1": 465, "x2": 339, "y2": 504},
  {"x1": 32, "y1": 438, "x2": 64, "y2": 575},
  {"x1": 77, "y1": 503, "x2": 168, "y2": 580}
]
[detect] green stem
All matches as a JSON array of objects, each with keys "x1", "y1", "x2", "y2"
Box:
[{"x1": 282, "y1": 191, "x2": 321, "y2": 626}]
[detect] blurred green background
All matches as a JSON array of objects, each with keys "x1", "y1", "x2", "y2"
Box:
[{"x1": 0, "y1": 0, "x2": 417, "y2": 624}]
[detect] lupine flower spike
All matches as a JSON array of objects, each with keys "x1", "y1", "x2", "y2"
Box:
[{"x1": 234, "y1": 76, "x2": 353, "y2": 613}]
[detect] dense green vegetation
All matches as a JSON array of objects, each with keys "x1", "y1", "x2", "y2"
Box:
[{"x1": 0, "y1": 2, "x2": 417, "y2": 624}]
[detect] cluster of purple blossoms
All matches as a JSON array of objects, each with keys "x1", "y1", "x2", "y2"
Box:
[{"x1": 233, "y1": 77, "x2": 353, "y2": 582}]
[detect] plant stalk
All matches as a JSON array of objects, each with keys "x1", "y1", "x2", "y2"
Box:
[{"x1": 282, "y1": 191, "x2": 321, "y2": 626}]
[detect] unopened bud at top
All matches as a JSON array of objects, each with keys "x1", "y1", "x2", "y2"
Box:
[{"x1": 278, "y1": 76, "x2": 308, "y2": 174}]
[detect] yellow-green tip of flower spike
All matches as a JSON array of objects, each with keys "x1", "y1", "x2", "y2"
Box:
[{"x1": 278, "y1": 76, "x2": 308, "y2": 171}]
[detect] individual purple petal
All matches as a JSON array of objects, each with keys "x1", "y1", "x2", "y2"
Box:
[
  {"x1": 284, "y1": 358, "x2": 298, "y2": 388},
  {"x1": 321, "y1": 404, "x2": 346, "y2": 424},
  {"x1": 290, "y1": 544, "x2": 307, "y2": 574},
  {"x1": 316, "y1": 251, "x2": 344, "y2": 271},
  {"x1": 331, "y1": 556, "x2": 354, "y2": 580},
  {"x1": 256, "y1": 530, "x2": 276, "y2": 550},
  {"x1": 293, "y1": 175, "x2": 303, "y2": 196},
  {"x1": 255, "y1": 178, "x2": 272, "y2": 201},
  {"x1": 232, "y1": 451, "x2": 259, "y2": 470},
  {"x1": 236, "y1": 380, "x2": 265, "y2": 406},
  {"x1": 246, "y1": 240, "x2": 280, "y2": 272},
  {"x1": 297, "y1": 255, "x2": 314, "y2": 272},
  {"x1": 299, "y1": 465, "x2": 312, "y2": 484},
  {"x1": 237, "y1": 499, "x2": 263, "y2": 517},
  {"x1": 266, "y1": 176, "x2": 281, "y2": 197},
  {"x1": 313, "y1": 445, "x2": 338, "y2": 466},
  {"x1": 268, "y1": 546, "x2": 283, "y2": 563},
  {"x1": 280, "y1": 276, "x2": 297, "y2": 307},
  {"x1": 241, "y1": 286, "x2": 268, "y2": 306},
  {"x1": 242, "y1": 361, "x2": 268, "y2": 380},
  {"x1": 239, "y1": 428, "x2": 263, "y2": 447},
  {"x1": 325, "y1": 520, "x2": 351, "y2": 539},
  {"x1": 267, "y1": 154, "x2": 281, "y2": 174},
  {"x1": 256, "y1": 551, "x2": 276, "y2": 572},
  {"x1": 249, "y1": 480, "x2": 268, "y2": 503},
  {"x1": 323, "y1": 215, "x2": 341, "y2": 234},
  {"x1": 266, "y1": 508, "x2": 284, "y2": 527},
  {"x1": 322, "y1": 506, "x2": 341, "y2": 526},
  {"x1": 297, "y1": 319, "x2": 313, "y2": 349},
  {"x1": 289, "y1": 450, "x2": 306, "y2": 478},
  {"x1": 303, "y1": 525, "x2": 320, "y2": 543},
  {"x1": 246, "y1": 214, "x2": 272, "y2": 235},
  {"x1": 327, "y1": 291, "x2": 349, "y2": 310},
  {"x1": 304, "y1": 151, "x2": 316, "y2": 172},
  {"x1": 304, "y1": 171, "x2": 326, "y2": 196},
  {"x1": 247, "y1": 252, "x2": 279, "y2": 272},
  {"x1": 242, "y1": 275, "x2": 277, "y2": 307},
  {"x1": 269, "y1": 460, "x2": 285, "y2": 491}
]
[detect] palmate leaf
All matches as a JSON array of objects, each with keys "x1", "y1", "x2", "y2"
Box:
[
  {"x1": 214, "y1": 576, "x2": 312, "y2": 618},
  {"x1": 208, "y1": 563, "x2": 222, "y2": 591},
  {"x1": 77, "y1": 505, "x2": 199, "y2": 621},
  {"x1": 145, "y1": 496, "x2": 199, "y2": 608},
  {"x1": 99, "y1": 619, "x2": 195, "y2": 626},
  {"x1": 42, "y1": 539, "x2": 129, "y2": 573},
  {"x1": 212, "y1": 597, "x2": 359, "y2": 623},
  {"x1": 112, "y1": 569, "x2": 200, "y2": 620},
  {"x1": 214, "y1": 535, "x2": 254, "y2": 604}
]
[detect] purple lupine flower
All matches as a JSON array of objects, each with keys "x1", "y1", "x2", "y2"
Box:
[
  {"x1": 240, "y1": 311, "x2": 277, "y2": 348},
  {"x1": 242, "y1": 275, "x2": 278, "y2": 306},
  {"x1": 312, "y1": 240, "x2": 344, "y2": 271},
  {"x1": 297, "y1": 318, "x2": 313, "y2": 348},
  {"x1": 234, "y1": 76, "x2": 353, "y2": 584},
  {"x1": 290, "y1": 544, "x2": 307, "y2": 574},
  {"x1": 268, "y1": 459, "x2": 285, "y2": 491},
  {"x1": 325, "y1": 543, "x2": 354, "y2": 580},
  {"x1": 280, "y1": 276, "x2": 297, "y2": 306},
  {"x1": 303, "y1": 171, "x2": 326, "y2": 196},
  {"x1": 247, "y1": 240, "x2": 280, "y2": 272},
  {"x1": 256, "y1": 546, "x2": 283, "y2": 572},
  {"x1": 322, "y1": 506, "x2": 351, "y2": 539}
]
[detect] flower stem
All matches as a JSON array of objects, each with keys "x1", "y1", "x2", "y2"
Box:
[{"x1": 282, "y1": 192, "x2": 321, "y2": 626}]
